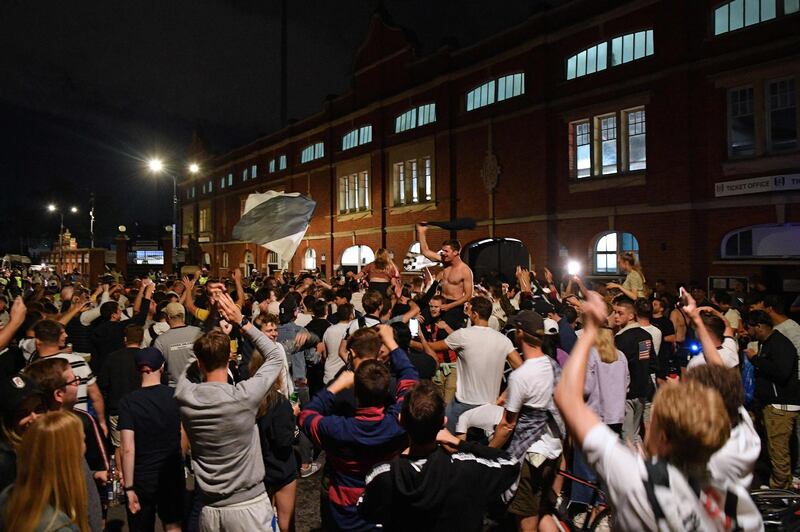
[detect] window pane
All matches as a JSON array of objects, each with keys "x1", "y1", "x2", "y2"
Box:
[
  {"x1": 768, "y1": 79, "x2": 797, "y2": 150},
  {"x1": 786, "y1": 0, "x2": 800, "y2": 14},
  {"x1": 587, "y1": 46, "x2": 597, "y2": 74},
  {"x1": 363, "y1": 172, "x2": 370, "y2": 209},
  {"x1": 715, "y1": 5, "x2": 730, "y2": 34},
  {"x1": 567, "y1": 55, "x2": 577, "y2": 80},
  {"x1": 762, "y1": 0, "x2": 777, "y2": 18},
  {"x1": 596, "y1": 254, "x2": 607, "y2": 273},
  {"x1": 397, "y1": 163, "x2": 405, "y2": 205},
  {"x1": 467, "y1": 90, "x2": 475, "y2": 110},
  {"x1": 627, "y1": 109, "x2": 647, "y2": 170},
  {"x1": 597, "y1": 42, "x2": 608, "y2": 71},
  {"x1": 611, "y1": 37, "x2": 622, "y2": 65},
  {"x1": 574, "y1": 121, "x2": 591, "y2": 178},
  {"x1": 424, "y1": 157, "x2": 432, "y2": 201},
  {"x1": 645, "y1": 30, "x2": 654, "y2": 55},
  {"x1": 577, "y1": 50, "x2": 587, "y2": 77},
  {"x1": 634, "y1": 31, "x2": 646, "y2": 59},
  {"x1": 600, "y1": 115, "x2": 617, "y2": 174},
  {"x1": 411, "y1": 160, "x2": 419, "y2": 203},
  {"x1": 622, "y1": 34, "x2": 634, "y2": 63},
  {"x1": 730, "y1": 0, "x2": 744, "y2": 30},
  {"x1": 279, "y1": 155, "x2": 286, "y2": 169},
  {"x1": 497, "y1": 78, "x2": 507, "y2": 101},
  {"x1": 745, "y1": 0, "x2": 760, "y2": 25},
  {"x1": 729, "y1": 88, "x2": 755, "y2": 155}
]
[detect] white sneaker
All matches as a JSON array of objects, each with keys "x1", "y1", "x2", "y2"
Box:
[{"x1": 300, "y1": 461, "x2": 322, "y2": 478}]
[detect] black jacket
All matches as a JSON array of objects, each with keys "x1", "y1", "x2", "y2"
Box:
[
  {"x1": 615, "y1": 325, "x2": 657, "y2": 399},
  {"x1": 89, "y1": 299, "x2": 149, "y2": 373},
  {"x1": 358, "y1": 441, "x2": 518, "y2": 532},
  {"x1": 752, "y1": 330, "x2": 800, "y2": 406}
]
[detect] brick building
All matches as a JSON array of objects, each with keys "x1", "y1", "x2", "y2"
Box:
[{"x1": 179, "y1": 0, "x2": 800, "y2": 292}]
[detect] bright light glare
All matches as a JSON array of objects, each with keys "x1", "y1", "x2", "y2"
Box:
[
  {"x1": 567, "y1": 260, "x2": 581, "y2": 276},
  {"x1": 189, "y1": 163, "x2": 200, "y2": 174},
  {"x1": 47, "y1": 204, "x2": 56, "y2": 212},
  {"x1": 70, "y1": 206, "x2": 78, "y2": 213},
  {"x1": 148, "y1": 158, "x2": 163, "y2": 173}
]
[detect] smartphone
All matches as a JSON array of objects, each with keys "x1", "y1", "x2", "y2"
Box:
[
  {"x1": 677, "y1": 286, "x2": 687, "y2": 308},
  {"x1": 409, "y1": 318, "x2": 420, "y2": 338}
]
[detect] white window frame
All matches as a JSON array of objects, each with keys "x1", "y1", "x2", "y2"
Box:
[
  {"x1": 593, "y1": 231, "x2": 639, "y2": 274},
  {"x1": 395, "y1": 103, "x2": 437, "y2": 133},
  {"x1": 570, "y1": 106, "x2": 646, "y2": 179},
  {"x1": 338, "y1": 171, "x2": 370, "y2": 214},
  {"x1": 392, "y1": 156, "x2": 434, "y2": 206}
]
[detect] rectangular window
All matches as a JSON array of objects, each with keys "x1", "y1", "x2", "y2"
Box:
[
  {"x1": 393, "y1": 157, "x2": 433, "y2": 206},
  {"x1": 729, "y1": 87, "x2": 756, "y2": 156},
  {"x1": 574, "y1": 121, "x2": 591, "y2": 178},
  {"x1": 220, "y1": 177, "x2": 225, "y2": 189},
  {"x1": 199, "y1": 208, "x2": 211, "y2": 233},
  {"x1": 787, "y1": 0, "x2": 800, "y2": 14},
  {"x1": 424, "y1": 157, "x2": 432, "y2": 201},
  {"x1": 599, "y1": 115, "x2": 618, "y2": 175},
  {"x1": 626, "y1": 109, "x2": 647, "y2": 171},
  {"x1": 610, "y1": 30, "x2": 654, "y2": 66},
  {"x1": 227, "y1": 174, "x2": 232, "y2": 186},
  {"x1": 338, "y1": 171, "x2": 370, "y2": 213},
  {"x1": 395, "y1": 162, "x2": 405, "y2": 204},
  {"x1": 242, "y1": 168, "x2": 248, "y2": 181},
  {"x1": 314, "y1": 142, "x2": 324, "y2": 159},
  {"x1": 191, "y1": 187, "x2": 195, "y2": 198},
  {"x1": 269, "y1": 159, "x2": 276, "y2": 173},
  {"x1": 767, "y1": 79, "x2": 797, "y2": 150},
  {"x1": 208, "y1": 180, "x2": 213, "y2": 192},
  {"x1": 279, "y1": 155, "x2": 287, "y2": 170},
  {"x1": 360, "y1": 125, "x2": 372, "y2": 144},
  {"x1": 252, "y1": 164, "x2": 257, "y2": 178},
  {"x1": 343, "y1": 130, "x2": 358, "y2": 150}
]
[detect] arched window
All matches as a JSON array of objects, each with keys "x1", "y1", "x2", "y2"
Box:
[
  {"x1": 304, "y1": 248, "x2": 317, "y2": 270},
  {"x1": 593, "y1": 232, "x2": 639, "y2": 274},
  {"x1": 341, "y1": 245, "x2": 374, "y2": 272},
  {"x1": 403, "y1": 242, "x2": 439, "y2": 271},
  {"x1": 721, "y1": 224, "x2": 800, "y2": 258}
]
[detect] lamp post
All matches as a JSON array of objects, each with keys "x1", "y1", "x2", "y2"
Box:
[
  {"x1": 48, "y1": 204, "x2": 78, "y2": 276},
  {"x1": 147, "y1": 158, "x2": 200, "y2": 252}
]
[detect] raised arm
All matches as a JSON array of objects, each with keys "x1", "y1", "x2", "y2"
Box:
[
  {"x1": 554, "y1": 291, "x2": 606, "y2": 446},
  {"x1": 231, "y1": 268, "x2": 245, "y2": 309},
  {"x1": 416, "y1": 223, "x2": 443, "y2": 262},
  {"x1": 0, "y1": 297, "x2": 26, "y2": 350},
  {"x1": 682, "y1": 295, "x2": 724, "y2": 367}
]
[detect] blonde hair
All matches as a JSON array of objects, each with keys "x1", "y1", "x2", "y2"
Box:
[
  {"x1": 373, "y1": 248, "x2": 390, "y2": 271},
  {"x1": 619, "y1": 251, "x2": 646, "y2": 283},
  {"x1": 5, "y1": 410, "x2": 89, "y2": 532},
  {"x1": 652, "y1": 381, "x2": 730, "y2": 471},
  {"x1": 595, "y1": 328, "x2": 619, "y2": 364}
]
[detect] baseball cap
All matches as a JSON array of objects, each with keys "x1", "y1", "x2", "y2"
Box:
[
  {"x1": 543, "y1": 318, "x2": 560, "y2": 335},
  {"x1": 135, "y1": 347, "x2": 166, "y2": 371},
  {"x1": 165, "y1": 302, "x2": 185, "y2": 319},
  {"x1": 0, "y1": 374, "x2": 44, "y2": 416},
  {"x1": 507, "y1": 310, "x2": 546, "y2": 337}
]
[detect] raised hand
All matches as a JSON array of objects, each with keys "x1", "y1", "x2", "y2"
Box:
[
  {"x1": 580, "y1": 291, "x2": 608, "y2": 327},
  {"x1": 10, "y1": 296, "x2": 26, "y2": 323},
  {"x1": 216, "y1": 292, "x2": 243, "y2": 325}
]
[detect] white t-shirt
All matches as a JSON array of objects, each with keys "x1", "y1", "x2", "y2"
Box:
[
  {"x1": 708, "y1": 407, "x2": 760, "y2": 488},
  {"x1": 505, "y1": 356, "x2": 562, "y2": 458},
  {"x1": 774, "y1": 318, "x2": 800, "y2": 363},
  {"x1": 322, "y1": 321, "x2": 350, "y2": 384},
  {"x1": 687, "y1": 337, "x2": 739, "y2": 369},
  {"x1": 641, "y1": 324, "x2": 663, "y2": 356},
  {"x1": 445, "y1": 326, "x2": 514, "y2": 405},
  {"x1": 455, "y1": 403, "x2": 503, "y2": 438},
  {"x1": 583, "y1": 423, "x2": 762, "y2": 532},
  {"x1": 344, "y1": 315, "x2": 380, "y2": 338},
  {"x1": 294, "y1": 313, "x2": 312, "y2": 327},
  {"x1": 267, "y1": 300, "x2": 281, "y2": 317},
  {"x1": 724, "y1": 308, "x2": 742, "y2": 332}
]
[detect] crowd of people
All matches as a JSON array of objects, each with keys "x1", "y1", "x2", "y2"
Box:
[{"x1": 0, "y1": 223, "x2": 799, "y2": 531}]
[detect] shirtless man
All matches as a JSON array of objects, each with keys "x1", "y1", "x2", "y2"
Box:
[{"x1": 417, "y1": 223, "x2": 474, "y2": 330}]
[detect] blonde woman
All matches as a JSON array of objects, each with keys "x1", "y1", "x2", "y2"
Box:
[
  {"x1": 0, "y1": 410, "x2": 88, "y2": 531},
  {"x1": 359, "y1": 248, "x2": 400, "y2": 295},
  {"x1": 606, "y1": 251, "x2": 646, "y2": 299}
]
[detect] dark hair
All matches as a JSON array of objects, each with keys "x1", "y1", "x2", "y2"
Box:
[
  {"x1": 744, "y1": 292, "x2": 765, "y2": 308},
  {"x1": 354, "y1": 359, "x2": 391, "y2": 407},
  {"x1": 100, "y1": 301, "x2": 119, "y2": 320},
  {"x1": 764, "y1": 294, "x2": 786, "y2": 315},
  {"x1": 700, "y1": 313, "x2": 725, "y2": 341},
  {"x1": 334, "y1": 288, "x2": 352, "y2": 302},
  {"x1": 335, "y1": 303, "x2": 353, "y2": 322},
  {"x1": 685, "y1": 365, "x2": 743, "y2": 428},
  {"x1": 441, "y1": 239, "x2": 461, "y2": 252},
  {"x1": 747, "y1": 310, "x2": 773, "y2": 328},
  {"x1": 401, "y1": 381, "x2": 444, "y2": 443},
  {"x1": 563, "y1": 305, "x2": 578, "y2": 325},
  {"x1": 361, "y1": 290, "x2": 384, "y2": 315},
  {"x1": 24, "y1": 358, "x2": 69, "y2": 411},
  {"x1": 634, "y1": 298, "x2": 653, "y2": 320},
  {"x1": 302, "y1": 295, "x2": 317, "y2": 313},
  {"x1": 469, "y1": 296, "x2": 492, "y2": 320},
  {"x1": 390, "y1": 321, "x2": 411, "y2": 352},
  {"x1": 612, "y1": 296, "x2": 636, "y2": 313},
  {"x1": 124, "y1": 324, "x2": 144, "y2": 344},
  {"x1": 347, "y1": 327, "x2": 382, "y2": 359},
  {"x1": 33, "y1": 319, "x2": 63, "y2": 345},
  {"x1": 312, "y1": 299, "x2": 327, "y2": 318},
  {"x1": 713, "y1": 290, "x2": 731, "y2": 306},
  {"x1": 193, "y1": 331, "x2": 231, "y2": 372}
]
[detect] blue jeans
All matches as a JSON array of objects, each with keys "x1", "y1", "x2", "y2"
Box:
[
  {"x1": 445, "y1": 398, "x2": 480, "y2": 433},
  {"x1": 570, "y1": 446, "x2": 597, "y2": 505}
]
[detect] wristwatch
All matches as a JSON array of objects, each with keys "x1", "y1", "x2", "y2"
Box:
[
  {"x1": 124, "y1": 486, "x2": 135, "y2": 492},
  {"x1": 239, "y1": 316, "x2": 250, "y2": 328}
]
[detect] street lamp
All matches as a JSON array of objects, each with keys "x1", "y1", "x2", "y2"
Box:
[
  {"x1": 147, "y1": 158, "x2": 200, "y2": 251},
  {"x1": 47, "y1": 204, "x2": 78, "y2": 275}
]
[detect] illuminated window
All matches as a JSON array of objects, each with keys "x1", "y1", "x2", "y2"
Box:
[
  {"x1": 301, "y1": 142, "x2": 325, "y2": 163},
  {"x1": 269, "y1": 159, "x2": 276, "y2": 173},
  {"x1": 251, "y1": 164, "x2": 257, "y2": 178},
  {"x1": 227, "y1": 174, "x2": 233, "y2": 186},
  {"x1": 392, "y1": 156, "x2": 433, "y2": 206},
  {"x1": 714, "y1": 0, "x2": 778, "y2": 35},
  {"x1": 304, "y1": 248, "x2": 317, "y2": 270},
  {"x1": 342, "y1": 125, "x2": 373, "y2": 151},
  {"x1": 594, "y1": 232, "x2": 639, "y2": 274},
  {"x1": 220, "y1": 177, "x2": 225, "y2": 189},
  {"x1": 570, "y1": 107, "x2": 646, "y2": 178},
  {"x1": 242, "y1": 168, "x2": 248, "y2": 181},
  {"x1": 279, "y1": 155, "x2": 287, "y2": 170},
  {"x1": 466, "y1": 73, "x2": 525, "y2": 111},
  {"x1": 395, "y1": 103, "x2": 437, "y2": 133},
  {"x1": 566, "y1": 30, "x2": 652, "y2": 81},
  {"x1": 199, "y1": 207, "x2": 211, "y2": 233},
  {"x1": 338, "y1": 171, "x2": 370, "y2": 214},
  {"x1": 567, "y1": 43, "x2": 608, "y2": 80},
  {"x1": 341, "y1": 245, "x2": 374, "y2": 272}
]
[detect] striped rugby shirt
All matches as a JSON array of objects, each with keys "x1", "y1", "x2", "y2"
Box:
[{"x1": 52, "y1": 352, "x2": 96, "y2": 412}]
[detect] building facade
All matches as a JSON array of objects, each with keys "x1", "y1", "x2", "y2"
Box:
[{"x1": 179, "y1": 0, "x2": 800, "y2": 291}]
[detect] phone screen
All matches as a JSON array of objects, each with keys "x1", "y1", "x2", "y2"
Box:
[{"x1": 409, "y1": 318, "x2": 420, "y2": 338}]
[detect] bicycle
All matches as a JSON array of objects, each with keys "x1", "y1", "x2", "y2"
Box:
[
  {"x1": 749, "y1": 488, "x2": 800, "y2": 530},
  {"x1": 553, "y1": 470, "x2": 613, "y2": 532}
]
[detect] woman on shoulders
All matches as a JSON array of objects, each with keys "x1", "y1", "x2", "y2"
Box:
[{"x1": 606, "y1": 251, "x2": 646, "y2": 299}]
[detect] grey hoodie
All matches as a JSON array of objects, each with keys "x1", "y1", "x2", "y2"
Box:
[{"x1": 175, "y1": 325, "x2": 283, "y2": 506}]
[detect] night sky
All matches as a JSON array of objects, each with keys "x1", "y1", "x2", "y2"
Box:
[{"x1": 0, "y1": 0, "x2": 540, "y2": 254}]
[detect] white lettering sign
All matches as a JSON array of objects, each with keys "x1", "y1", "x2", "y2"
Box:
[{"x1": 715, "y1": 174, "x2": 800, "y2": 197}]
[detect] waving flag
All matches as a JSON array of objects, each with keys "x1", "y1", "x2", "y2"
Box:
[{"x1": 232, "y1": 191, "x2": 316, "y2": 260}]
